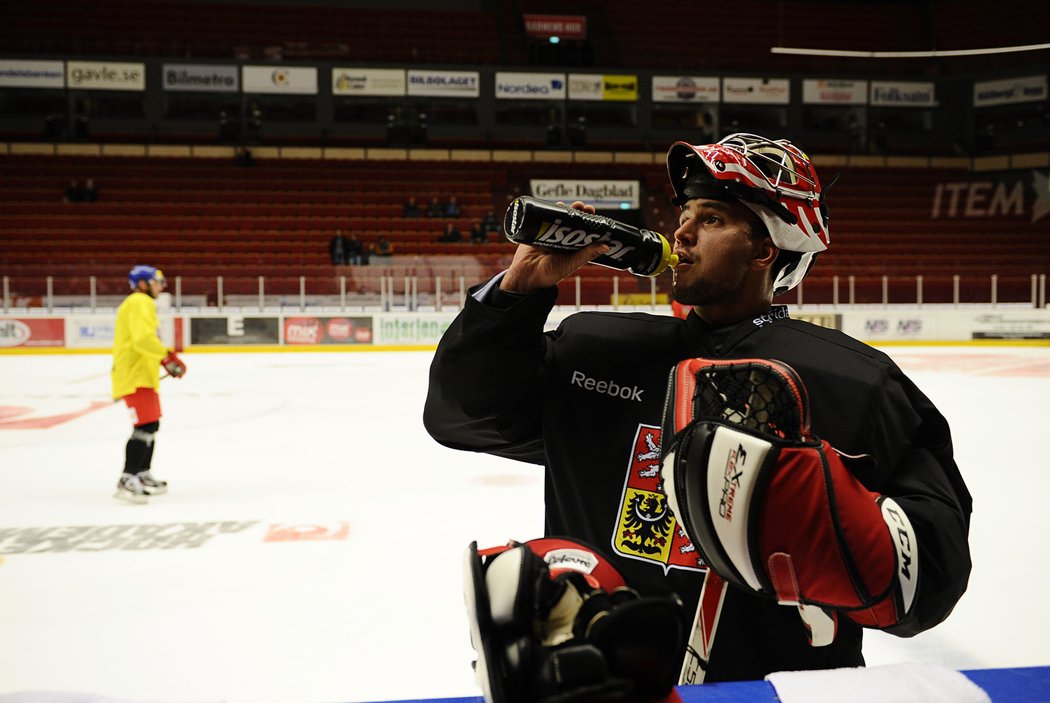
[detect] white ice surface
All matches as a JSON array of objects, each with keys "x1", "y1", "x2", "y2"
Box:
[{"x1": 0, "y1": 346, "x2": 1048, "y2": 702}]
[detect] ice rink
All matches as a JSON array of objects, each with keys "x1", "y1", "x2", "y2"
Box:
[{"x1": 1, "y1": 344, "x2": 1049, "y2": 703}]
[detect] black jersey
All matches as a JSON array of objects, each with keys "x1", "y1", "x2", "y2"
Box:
[{"x1": 424, "y1": 285, "x2": 972, "y2": 683}]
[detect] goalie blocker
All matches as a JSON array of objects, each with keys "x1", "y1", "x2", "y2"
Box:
[
  {"x1": 659, "y1": 358, "x2": 918, "y2": 646},
  {"x1": 464, "y1": 538, "x2": 687, "y2": 703}
]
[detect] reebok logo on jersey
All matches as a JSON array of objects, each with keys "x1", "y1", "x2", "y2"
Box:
[{"x1": 570, "y1": 370, "x2": 644, "y2": 402}]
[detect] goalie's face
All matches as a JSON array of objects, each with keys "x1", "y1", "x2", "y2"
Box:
[{"x1": 671, "y1": 198, "x2": 776, "y2": 312}]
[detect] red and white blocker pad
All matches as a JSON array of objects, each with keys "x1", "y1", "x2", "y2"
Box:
[{"x1": 659, "y1": 358, "x2": 919, "y2": 647}]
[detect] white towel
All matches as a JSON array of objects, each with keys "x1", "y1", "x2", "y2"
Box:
[{"x1": 766, "y1": 663, "x2": 992, "y2": 703}]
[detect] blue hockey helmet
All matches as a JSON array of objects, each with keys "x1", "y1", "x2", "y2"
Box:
[{"x1": 128, "y1": 265, "x2": 165, "y2": 290}]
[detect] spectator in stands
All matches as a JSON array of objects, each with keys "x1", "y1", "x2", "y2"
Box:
[
  {"x1": 218, "y1": 111, "x2": 235, "y2": 143},
  {"x1": 403, "y1": 195, "x2": 421, "y2": 218},
  {"x1": 375, "y1": 236, "x2": 394, "y2": 257},
  {"x1": 469, "y1": 221, "x2": 487, "y2": 244},
  {"x1": 445, "y1": 195, "x2": 462, "y2": 218},
  {"x1": 438, "y1": 222, "x2": 462, "y2": 243},
  {"x1": 82, "y1": 177, "x2": 98, "y2": 202},
  {"x1": 481, "y1": 209, "x2": 500, "y2": 235},
  {"x1": 329, "y1": 229, "x2": 348, "y2": 265},
  {"x1": 345, "y1": 234, "x2": 364, "y2": 265},
  {"x1": 64, "y1": 179, "x2": 83, "y2": 203},
  {"x1": 235, "y1": 147, "x2": 254, "y2": 167},
  {"x1": 427, "y1": 195, "x2": 445, "y2": 218}
]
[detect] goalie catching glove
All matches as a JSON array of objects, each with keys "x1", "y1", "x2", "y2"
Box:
[
  {"x1": 161, "y1": 351, "x2": 187, "y2": 378},
  {"x1": 659, "y1": 358, "x2": 918, "y2": 646},
  {"x1": 464, "y1": 538, "x2": 687, "y2": 703}
]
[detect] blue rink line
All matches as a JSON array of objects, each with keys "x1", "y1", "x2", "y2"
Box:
[{"x1": 373, "y1": 666, "x2": 1050, "y2": 703}]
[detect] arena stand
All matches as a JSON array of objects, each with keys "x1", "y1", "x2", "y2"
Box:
[
  {"x1": 0, "y1": 1, "x2": 503, "y2": 65},
  {"x1": 2, "y1": 147, "x2": 1047, "y2": 309}
]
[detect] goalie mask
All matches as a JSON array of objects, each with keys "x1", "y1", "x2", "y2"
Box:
[
  {"x1": 666, "y1": 133, "x2": 831, "y2": 295},
  {"x1": 464, "y1": 537, "x2": 687, "y2": 703}
]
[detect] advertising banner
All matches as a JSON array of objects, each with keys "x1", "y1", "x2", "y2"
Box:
[
  {"x1": 974, "y1": 75, "x2": 1048, "y2": 107},
  {"x1": 162, "y1": 63, "x2": 239, "y2": 92},
  {"x1": 242, "y1": 65, "x2": 318, "y2": 95},
  {"x1": 802, "y1": 79, "x2": 868, "y2": 105},
  {"x1": 870, "y1": 80, "x2": 936, "y2": 107},
  {"x1": 283, "y1": 316, "x2": 373, "y2": 345},
  {"x1": 722, "y1": 77, "x2": 790, "y2": 104},
  {"x1": 407, "y1": 69, "x2": 480, "y2": 98},
  {"x1": 567, "y1": 74, "x2": 638, "y2": 101},
  {"x1": 0, "y1": 59, "x2": 64, "y2": 88},
  {"x1": 529, "y1": 179, "x2": 640, "y2": 209},
  {"x1": 970, "y1": 312, "x2": 1050, "y2": 340},
  {"x1": 495, "y1": 72, "x2": 566, "y2": 100},
  {"x1": 793, "y1": 313, "x2": 842, "y2": 331},
  {"x1": 66, "y1": 61, "x2": 145, "y2": 91},
  {"x1": 65, "y1": 316, "x2": 115, "y2": 349},
  {"x1": 332, "y1": 67, "x2": 406, "y2": 96},
  {"x1": 373, "y1": 314, "x2": 451, "y2": 346},
  {"x1": 853, "y1": 314, "x2": 931, "y2": 341},
  {"x1": 930, "y1": 172, "x2": 1047, "y2": 223},
  {"x1": 523, "y1": 14, "x2": 587, "y2": 40},
  {"x1": 189, "y1": 316, "x2": 280, "y2": 345},
  {"x1": 0, "y1": 318, "x2": 65, "y2": 347},
  {"x1": 568, "y1": 73, "x2": 603, "y2": 100},
  {"x1": 652, "y1": 76, "x2": 719, "y2": 103},
  {"x1": 602, "y1": 74, "x2": 638, "y2": 102}
]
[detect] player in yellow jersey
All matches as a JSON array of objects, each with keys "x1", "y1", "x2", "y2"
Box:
[{"x1": 112, "y1": 265, "x2": 186, "y2": 503}]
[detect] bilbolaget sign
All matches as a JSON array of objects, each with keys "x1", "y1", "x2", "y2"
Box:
[{"x1": 407, "y1": 69, "x2": 479, "y2": 97}]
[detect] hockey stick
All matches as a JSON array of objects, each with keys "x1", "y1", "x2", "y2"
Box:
[{"x1": 678, "y1": 570, "x2": 728, "y2": 685}]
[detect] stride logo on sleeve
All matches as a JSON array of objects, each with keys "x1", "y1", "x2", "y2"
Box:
[{"x1": 570, "y1": 370, "x2": 644, "y2": 402}]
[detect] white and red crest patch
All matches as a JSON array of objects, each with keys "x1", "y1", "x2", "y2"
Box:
[{"x1": 610, "y1": 424, "x2": 706, "y2": 574}]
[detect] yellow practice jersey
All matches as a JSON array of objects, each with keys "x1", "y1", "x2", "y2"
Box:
[{"x1": 111, "y1": 291, "x2": 169, "y2": 399}]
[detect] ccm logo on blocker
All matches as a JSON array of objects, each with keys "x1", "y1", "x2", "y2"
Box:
[{"x1": 570, "y1": 370, "x2": 644, "y2": 402}]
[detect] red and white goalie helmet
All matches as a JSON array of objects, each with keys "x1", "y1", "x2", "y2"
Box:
[{"x1": 667, "y1": 132, "x2": 831, "y2": 295}]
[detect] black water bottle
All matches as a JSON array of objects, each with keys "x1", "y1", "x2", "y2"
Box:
[{"x1": 503, "y1": 196, "x2": 678, "y2": 277}]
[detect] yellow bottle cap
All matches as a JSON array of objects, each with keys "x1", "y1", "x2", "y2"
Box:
[{"x1": 644, "y1": 234, "x2": 678, "y2": 277}]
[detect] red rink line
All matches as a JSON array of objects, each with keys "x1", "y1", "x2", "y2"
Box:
[
  {"x1": 891, "y1": 354, "x2": 1050, "y2": 377},
  {"x1": 0, "y1": 401, "x2": 111, "y2": 429}
]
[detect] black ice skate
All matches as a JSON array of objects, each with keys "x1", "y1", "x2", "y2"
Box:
[
  {"x1": 138, "y1": 470, "x2": 168, "y2": 496},
  {"x1": 115, "y1": 473, "x2": 149, "y2": 504}
]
